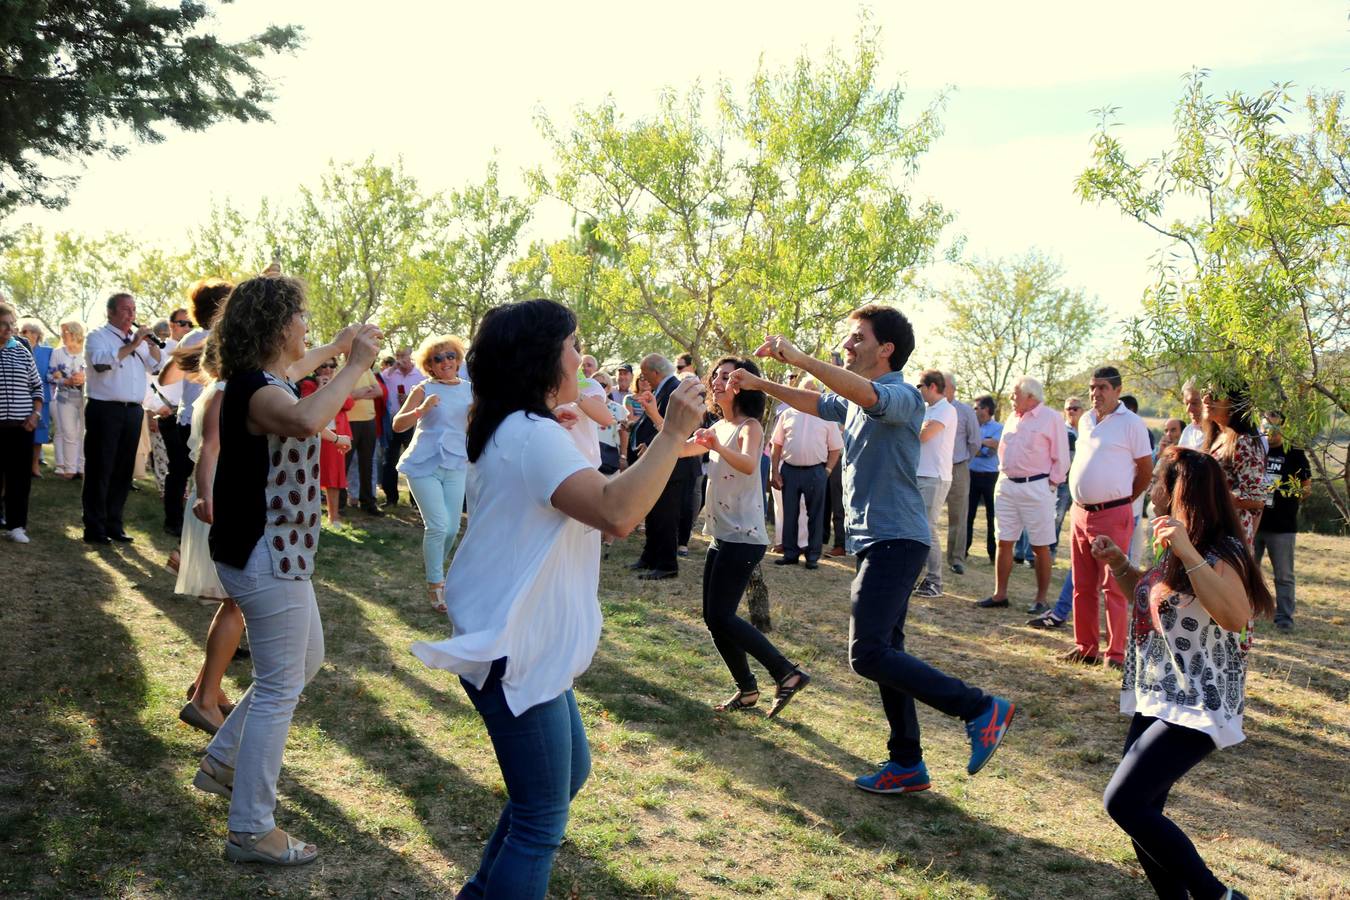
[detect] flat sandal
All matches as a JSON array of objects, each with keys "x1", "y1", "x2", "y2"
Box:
[
  {"x1": 225, "y1": 828, "x2": 318, "y2": 866},
  {"x1": 714, "y1": 689, "x2": 760, "y2": 712},
  {"x1": 767, "y1": 668, "x2": 811, "y2": 719}
]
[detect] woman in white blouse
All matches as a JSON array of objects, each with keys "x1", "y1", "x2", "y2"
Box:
[
  {"x1": 412, "y1": 299, "x2": 704, "y2": 900},
  {"x1": 1090, "y1": 447, "x2": 1271, "y2": 900},
  {"x1": 48, "y1": 320, "x2": 87, "y2": 478}
]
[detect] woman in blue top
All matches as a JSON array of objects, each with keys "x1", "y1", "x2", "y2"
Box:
[{"x1": 393, "y1": 333, "x2": 473, "y2": 613}]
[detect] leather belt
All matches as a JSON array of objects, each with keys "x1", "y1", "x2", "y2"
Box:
[
  {"x1": 1076, "y1": 496, "x2": 1132, "y2": 513},
  {"x1": 1008, "y1": 473, "x2": 1049, "y2": 483}
]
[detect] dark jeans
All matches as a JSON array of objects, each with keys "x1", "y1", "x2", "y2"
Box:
[
  {"x1": 382, "y1": 426, "x2": 414, "y2": 504},
  {"x1": 849, "y1": 539, "x2": 988, "y2": 766},
  {"x1": 82, "y1": 399, "x2": 142, "y2": 539},
  {"x1": 0, "y1": 424, "x2": 35, "y2": 529},
  {"x1": 678, "y1": 473, "x2": 705, "y2": 548},
  {"x1": 703, "y1": 541, "x2": 789, "y2": 691},
  {"x1": 458, "y1": 659, "x2": 590, "y2": 900},
  {"x1": 781, "y1": 462, "x2": 827, "y2": 562},
  {"x1": 639, "y1": 471, "x2": 687, "y2": 574},
  {"x1": 1103, "y1": 714, "x2": 1225, "y2": 900},
  {"x1": 348, "y1": 419, "x2": 377, "y2": 505},
  {"x1": 967, "y1": 471, "x2": 998, "y2": 561},
  {"x1": 158, "y1": 416, "x2": 193, "y2": 534},
  {"x1": 824, "y1": 462, "x2": 846, "y2": 549}
]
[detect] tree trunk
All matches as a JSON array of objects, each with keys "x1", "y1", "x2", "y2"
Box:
[{"x1": 747, "y1": 562, "x2": 771, "y2": 632}]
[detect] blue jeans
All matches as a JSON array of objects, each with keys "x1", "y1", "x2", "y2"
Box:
[
  {"x1": 407, "y1": 465, "x2": 468, "y2": 584},
  {"x1": 1014, "y1": 529, "x2": 1031, "y2": 562},
  {"x1": 458, "y1": 660, "x2": 590, "y2": 900},
  {"x1": 1051, "y1": 481, "x2": 1071, "y2": 555},
  {"x1": 848, "y1": 539, "x2": 988, "y2": 767},
  {"x1": 1050, "y1": 570, "x2": 1074, "y2": 621}
]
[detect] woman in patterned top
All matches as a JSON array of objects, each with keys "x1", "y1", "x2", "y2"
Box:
[
  {"x1": 1090, "y1": 446, "x2": 1272, "y2": 900},
  {"x1": 192, "y1": 275, "x2": 381, "y2": 867},
  {"x1": 1201, "y1": 384, "x2": 1266, "y2": 545}
]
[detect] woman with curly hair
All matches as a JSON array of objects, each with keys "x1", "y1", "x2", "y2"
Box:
[
  {"x1": 1201, "y1": 383, "x2": 1267, "y2": 545},
  {"x1": 412, "y1": 299, "x2": 706, "y2": 899},
  {"x1": 392, "y1": 333, "x2": 472, "y2": 612},
  {"x1": 1091, "y1": 446, "x2": 1271, "y2": 900},
  {"x1": 190, "y1": 274, "x2": 380, "y2": 866},
  {"x1": 691, "y1": 357, "x2": 810, "y2": 716}
]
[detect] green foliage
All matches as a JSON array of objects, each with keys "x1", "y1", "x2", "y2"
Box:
[
  {"x1": 937, "y1": 251, "x2": 1103, "y2": 403},
  {"x1": 0, "y1": 0, "x2": 302, "y2": 214},
  {"x1": 1077, "y1": 71, "x2": 1350, "y2": 525},
  {"x1": 530, "y1": 22, "x2": 950, "y2": 366}
]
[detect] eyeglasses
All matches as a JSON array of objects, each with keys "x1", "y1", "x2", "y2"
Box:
[
  {"x1": 171, "y1": 319, "x2": 191, "y2": 327},
  {"x1": 431, "y1": 352, "x2": 458, "y2": 363}
]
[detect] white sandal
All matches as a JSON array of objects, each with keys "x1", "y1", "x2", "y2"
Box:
[
  {"x1": 192, "y1": 756, "x2": 234, "y2": 800},
  {"x1": 225, "y1": 828, "x2": 318, "y2": 866},
  {"x1": 428, "y1": 583, "x2": 447, "y2": 614}
]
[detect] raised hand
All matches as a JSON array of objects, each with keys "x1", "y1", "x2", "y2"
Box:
[
  {"x1": 691, "y1": 427, "x2": 718, "y2": 451},
  {"x1": 421, "y1": 394, "x2": 440, "y2": 412},
  {"x1": 1150, "y1": 515, "x2": 1195, "y2": 557},
  {"x1": 726, "y1": 367, "x2": 766, "y2": 394},
  {"x1": 332, "y1": 324, "x2": 359, "y2": 355},
  {"x1": 662, "y1": 378, "x2": 706, "y2": 438},
  {"x1": 754, "y1": 334, "x2": 804, "y2": 365},
  {"x1": 347, "y1": 324, "x2": 383, "y2": 368}
]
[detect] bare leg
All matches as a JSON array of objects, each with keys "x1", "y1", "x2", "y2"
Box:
[
  {"x1": 326, "y1": 488, "x2": 340, "y2": 525},
  {"x1": 1031, "y1": 545, "x2": 1053, "y2": 604},
  {"x1": 190, "y1": 599, "x2": 244, "y2": 729},
  {"x1": 992, "y1": 540, "x2": 1015, "y2": 600}
]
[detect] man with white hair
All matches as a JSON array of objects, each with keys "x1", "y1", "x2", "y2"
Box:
[
  {"x1": 977, "y1": 376, "x2": 1068, "y2": 611},
  {"x1": 1178, "y1": 379, "x2": 1206, "y2": 450},
  {"x1": 942, "y1": 371, "x2": 980, "y2": 575}
]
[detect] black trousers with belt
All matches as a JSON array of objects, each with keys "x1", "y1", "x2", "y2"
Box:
[
  {"x1": 82, "y1": 399, "x2": 143, "y2": 539},
  {"x1": 158, "y1": 415, "x2": 192, "y2": 535}
]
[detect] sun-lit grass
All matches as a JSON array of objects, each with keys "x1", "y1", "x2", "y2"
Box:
[{"x1": 2, "y1": 473, "x2": 1347, "y2": 897}]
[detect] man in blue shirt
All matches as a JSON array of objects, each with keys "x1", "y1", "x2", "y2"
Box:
[
  {"x1": 729, "y1": 305, "x2": 1014, "y2": 793},
  {"x1": 966, "y1": 395, "x2": 1002, "y2": 564}
]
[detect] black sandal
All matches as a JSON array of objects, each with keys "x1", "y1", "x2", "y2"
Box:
[
  {"x1": 714, "y1": 689, "x2": 760, "y2": 711},
  {"x1": 767, "y1": 668, "x2": 811, "y2": 719}
]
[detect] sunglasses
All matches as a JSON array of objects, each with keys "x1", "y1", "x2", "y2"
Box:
[
  {"x1": 318, "y1": 363, "x2": 337, "y2": 370},
  {"x1": 171, "y1": 319, "x2": 192, "y2": 327},
  {"x1": 1065, "y1": 406, "x2": 1081, "y2": 411},
  {"x1": 431, "y1": 352, "x2": 458, "y2": 364}
]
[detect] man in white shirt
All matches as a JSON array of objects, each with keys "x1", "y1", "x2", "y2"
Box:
[
  {"x1": 914, "y1": 370, "x2": 957, "y2": 598},
  {"x1": 82, "y1": 292, "x2": 161, "y2": 544},
  {"x1": 942, "y1": 372, "x2": 981, "y2": 575},
  {"x1": 1178, "y1": 379, "x2": 1206, "y2": 450},
  {"x1": 1066, "y1": 366, "x2": 1154, "y2": 668},
  {"x1": 770, "y1": 394, "x2": 843, "y2": 569}
]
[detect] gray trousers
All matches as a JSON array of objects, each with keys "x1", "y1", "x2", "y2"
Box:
[
  {"x1": 781, "y1": 462, "x2": 828, "y2": 562},
  {"x1": 946, "y1": 459, "x2": 971, "y2": 565},
  {"x1": 206, "y1": 540, "x2": 325, "y2": 834},
  {"x1": 1253, "y1": 531, "x2": 1296, "y2": 626},
  {"x1": 917, "y1": 475, "x2": 952, "y2": 587}
]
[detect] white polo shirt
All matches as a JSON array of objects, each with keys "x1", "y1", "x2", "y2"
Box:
[
  {"x1": 1179, "y1": 422, "x2": 1206, "y2": 450},
  {"x1": 1069, "y1": 402, "x2": 1153, "y2": 505},
  {"x1": 917, "y1": 397, "x2": 958, "y2": 481},
  {"x1": 85, "y1": 323, "x2": 157, "y2": 403}
]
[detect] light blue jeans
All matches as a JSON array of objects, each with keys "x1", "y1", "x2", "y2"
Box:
[
  {"x1": 407, "y1": 465, "x2": 468, "y2": 584},
  {"x1": 206, "y1": 540, "x2": 324, "y2": 834}
]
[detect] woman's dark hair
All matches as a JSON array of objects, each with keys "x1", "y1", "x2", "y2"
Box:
[
  {"x1": 213, "y1": 275, "x2": 307, "y2": 380},
  {"x1": 1149, "y1": 446, "x2": 1274, "y2": 627},
  {"x1": 975, "y1": 393, "x2": 997, "y2": 417},
  {"x1": 1203, "y1": 381, "x2": 1261, "y2": 450},
  {"x1": 465, "y1": 299, "x2": 577, "y2": 462},
  {"x1": 706, "y1": 356, "x2": 765, "y2": 420},
  {"x1": 189, "y1": 277, "x2": 234, "y2": 329},
  {"x1": 849, "y1": 304, "x2": 914, "y2": 371}
]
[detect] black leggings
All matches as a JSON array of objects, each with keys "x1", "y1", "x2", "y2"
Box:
[
  {"x1": 1103, "y1": 714, "x2": 1227, "y2": 900},
  {"x1": 702, "y1": 541, "x2": 791, "y2": 692}
]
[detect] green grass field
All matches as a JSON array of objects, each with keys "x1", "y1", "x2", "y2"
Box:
[{"x1": 2, "y1": 474, "x2": 1347, "y2": 898}]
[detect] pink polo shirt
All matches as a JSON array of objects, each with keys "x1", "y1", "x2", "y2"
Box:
[
  {"x1": 998, "y1": 401, "x2": 1069, "y2": 484},
  {"x1": 771, "y1": 407, "x2": 843, "y2": 466}
]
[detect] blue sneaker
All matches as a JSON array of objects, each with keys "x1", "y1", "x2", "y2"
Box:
[
  {"x1": 965, "y1": 696, "x2": 1015, "y2": 775},
  {"x1": 854, "y1": 760, "x2": 931, "y2": 794}
]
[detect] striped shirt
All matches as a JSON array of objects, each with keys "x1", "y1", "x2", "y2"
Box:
[{"x1": 0, "y1": 341, "x2": 43, "y2": 422}]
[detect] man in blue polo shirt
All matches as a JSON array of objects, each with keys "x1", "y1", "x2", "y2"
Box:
[{"x1": 729, "y1": 304, "x2": 1014, "y2": 794}]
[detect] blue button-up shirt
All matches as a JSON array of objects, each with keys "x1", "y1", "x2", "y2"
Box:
[
  {"x1": 816, "y1": 370, "x2": 929, "y2": 554},
  {"x1": 969, "y1": 419, "x2": 1004, "y2": 474}
]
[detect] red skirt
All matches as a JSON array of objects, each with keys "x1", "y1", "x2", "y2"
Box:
[{"x1": 320, "y1": 412, "x2": 351, "y2": 489}]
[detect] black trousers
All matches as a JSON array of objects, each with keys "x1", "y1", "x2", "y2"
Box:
[
  {"x1": 82, "y1": 399, "x2": 142, "y2": 539},
  {"x1": 823, "y1": 462, "x2": 846, "y2": 549},
  {"x1": 348, "y1": 419, "x2": 377, "y2": 504},
  {"x1": 158, "y1": 416, "x2": 192, "y2": 534},
  {"x1": 382, "y1": 427, "x2": 413, "y2": 503},
  {"x1": 678, "y1": 473, "x2": 705, "y2": 547},
  {"x1": 702, "y1": 541, "x2": 789, "y2": 691},
  {"x1": 967, "y1": 471, "x2": 999, "y2": 562},
  {"x1": 0, "y1": 424, "x2": 35, "y2": 530},
  {"x1": 781, "y1": 462, "x2": 828, "y2": 562},
  {"x1": 639, "y1": 470, "x2": 687, "y2": 574}
]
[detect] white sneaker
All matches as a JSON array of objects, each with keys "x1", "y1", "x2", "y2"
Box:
[{"x1": 7, "y1": 527, "x2": 30, "y2": 544}]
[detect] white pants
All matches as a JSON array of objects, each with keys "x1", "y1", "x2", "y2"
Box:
[
  {"x1": 206, "y1": 540, "x2": 324, "y2": 834},
  {"x1": 53, "y1": 393, "x2": 84, "y2": 474},
  {"x1": 994, "y1": 477, "x2": 1057, "y2": 545}
]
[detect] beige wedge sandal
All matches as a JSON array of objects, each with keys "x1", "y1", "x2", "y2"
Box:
[
  {"x1": 225, "y1": 828, "x2": 318, "y2": 866},
  {"x1": 192, "y1": 756, "x2": 234, "y2": 800}
]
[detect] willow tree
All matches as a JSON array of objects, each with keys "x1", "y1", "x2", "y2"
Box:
[
  {"x1": 1078, "y1": 71, "x2": 1350, "y2": 526},
  {"x1": 530, "y1": 23, "x2": 950, "y2": 367}
]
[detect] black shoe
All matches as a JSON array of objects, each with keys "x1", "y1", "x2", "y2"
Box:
[
  {"x1": 638, "y1": 569, "x2": 678, "y2": 581},
  {"x1": 774, "y1": 557, "x2": 800, "y2": 566},
  {"x1": 976, "y1": 597, "x2": 1010, "y2": 609},
  {"x1": 109, "y1": 532, "x2": 134, "y2": 543},
  {"x1": 1026, "y1": 612, "x2": 1065, "y2": 629},
  {"x1": 804, "y1": 560, "x2": 819, "y2": 570},
  {"x1": 1026, "y1": 602, "x2": 1050, "y2": 616},
  {"x1": 382, "y1": 497, "x2": 398, "y2": 509},
  {"x1": 83, "y1": 533, "x2": 112, "y2": 546},
  {"x1": 627, "y1": 561, "x2": 650, "y2": 572},
  {"x1": 363, "y1": 504, "x2": 385, "y2": 518},
  {"x1": 950, "y1": 562, "x2": 965, "y2": 575},
  {"x1": 129, "y1": 482, "x2": 142, "y2": 492}
]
